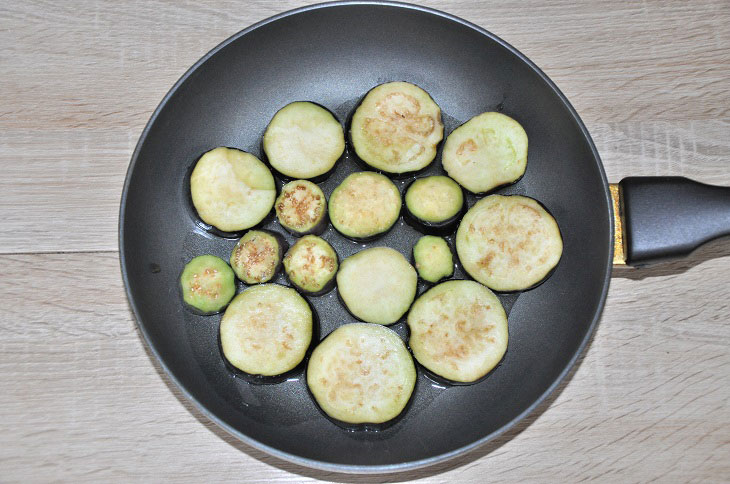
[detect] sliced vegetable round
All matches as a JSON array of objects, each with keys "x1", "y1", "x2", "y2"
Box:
[
  {"x1": 337, "y1": 247, "x2": 417, "y2": 325},
  {"x1": 407, "y1": 280, "x2": 508, "y2": 383},
  {"x1": 350, "y1": 81, "x2": 444, "y2": 175},
  {"x1": 413, "y1": 236, "x2": 454, "y2": 283},
  {"x1": 283, "y1": 235, "x2": 338, "y2": 296},
  {"x1": 329, "y1": 172, "x2": 401, "y2": 240},
  {"x1": 456, "y1": 195, "x2": 563, "y2": 291},
  {"x1": 220, "y1": 284, "x2": 313, "y2": 377},
  {"x1": 180, "y1": 255, "x2": 236, "y2": 315},
  {"x1": 229, "y1": 230, "x2": 286, "y2": 284},
  {"x1": 263, "y1": 101, "x2": 345, "y2": 179},
  {"x1": 442, "y1": 112, "x2": 528, "y2": 194},
  {"x1": 307, "y1": 323, "x2": 416, "y2": 425},
  {"x1": 404, "y1": 176, "x2": 464, "y2": 234},
  {"x1": 190, "y1": 147, "x2": 276, "y2": 232},
  {"x1": 275, "y1": 180, "x2": 328, "y2": 235}
]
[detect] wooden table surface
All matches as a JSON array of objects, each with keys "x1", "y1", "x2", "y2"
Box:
[{"x1": 2, "y1": 1, "x2": 729, "y2": 482}]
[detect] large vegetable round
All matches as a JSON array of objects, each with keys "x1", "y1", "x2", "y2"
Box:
[
  {"x1": 220, "y1": 284, "x2": 313, "y2": 377},
  {"x1": 407, "y1": 280, "x2": 508, "y2": 383},
  {"x1": 190, "y1": 147, "x2": 276, "y2": 232},
  {"x1": 329, "y1": 172, "x2": 402, "y2": 240},
  {"x1": 350, "y1": 82, "x2": 444, "y2": 174},
  {"x1": 456, "y1": 195, "x2": 563, "y2": 291},
  {"x1": 263, "y1": 101, "x2": 345, "y2": 179},
  {"x1": 336, "y1": 247, "x2": 417, "y2": 325},
  {"x1": 307, "y1": 323, "x2": 416, "y2": 424},
  {"x1": 442, "y1": 112, "x2": 528, "y2": 194}
]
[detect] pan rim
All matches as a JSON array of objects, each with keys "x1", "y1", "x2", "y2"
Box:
[{"x1": 118, "y1": 0, "x2": 614, "y2": 474}]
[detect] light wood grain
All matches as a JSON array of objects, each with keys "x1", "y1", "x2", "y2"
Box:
[{"x1": 1, "y1": 1, "x2": 729, "y2": 482}]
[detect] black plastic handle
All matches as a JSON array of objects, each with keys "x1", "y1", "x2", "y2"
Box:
[{"x1": 619, "y1": 177, "x2": 730, "y2": 266}]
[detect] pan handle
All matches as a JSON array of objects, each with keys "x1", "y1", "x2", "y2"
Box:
[{"x1": 612, "y1": 177, "x2": 730, "y2": 266}]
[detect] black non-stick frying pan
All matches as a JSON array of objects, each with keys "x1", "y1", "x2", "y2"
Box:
[{"x1": 119, "y1": 1, "x2": 730, "y2": 473}]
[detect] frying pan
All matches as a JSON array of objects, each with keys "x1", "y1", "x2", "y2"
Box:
[{"x1": 119, "y1": 1, "x2": 730, "y2": 473}]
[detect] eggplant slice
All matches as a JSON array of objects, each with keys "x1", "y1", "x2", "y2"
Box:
[
  {"x1": 283, "y1": 235, "x2": 338, "y2": 296},
  {"x1": 403, "y1": 175, "x2": 464, "y2": 234},
  {"x1": 229, "y1": 230, "x2": 286, "y2": 284},
  {"x1": 275, "y1": 180, "x2": 328, "y2": 236},
  {"x1": 179, "y1": 255, "x2": 236, "y2": 315},
  {"x1": 220, "y1": 284, "x2": 313, "y2": 377},
  {"x1": 413, "y1": 235, "x2": 454, "y2": 283},
  {"x1": 336, "y1": 247, "x2": 417, "y2": 325},
  {"x1": 190, "y1": 147, "x2": 276, "y2": 232},
  {"x1": 329, "y1": 172, "x2": 402, "y2": 241},
  {"x1": 350, "y1": 82, "x2": 444, "y2": 175},
  {"x1": 456, "y1": 195, "x2": 563, "y2": 291},
  {"x1": 307, "y1": 323, "x2": 416, "y2": 425},
  {"x1": 442, "y1": 112, "x2": 528, "y2": 194},
  {"x1": 407, "y1": 280, "x2": 508, "y2": 383},
  {"x1": 263, "y1": 101, "x2": 345, "y2": 180}
]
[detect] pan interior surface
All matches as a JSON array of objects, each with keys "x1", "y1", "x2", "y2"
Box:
[{"x1": 120, "y1": 2, "x2": 612, "y2": 472}]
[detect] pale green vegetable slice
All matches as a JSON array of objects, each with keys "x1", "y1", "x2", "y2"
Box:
[
  {"x1": 442, "y1": 112, "x2": 528, "y2": 193},
  {"x1": 307, "y1": 323, "x2": 416, "y2": 424},
  {"x1": 408, "y1": 280, "x2": 508, "y2": 383}
]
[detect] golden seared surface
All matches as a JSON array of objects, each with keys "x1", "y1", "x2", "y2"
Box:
[
  {"x1": 456, "y1": 195, "x2": 563, "y2": 291},
  {"x1": 307, "y1": 323, "x2": 416, "y2": 424},
  {"x1": 275, "y1": 180, "x2": 325, "y2": 231},
  {"x1": 283, "y1": 235, "x2": 337, "y2": 292},
  {"x1": 408, "y1": 280, "x2": 508, "y2": 383},
  {"x1": 230, "y1": 231, "x2": 280, "y2": 284},
  {"x1": 329, "y1": 172, "x2": 401, "y2": 238},
  {"x1": 351, "y1": 82, "x2": 444, "y2": 173}
]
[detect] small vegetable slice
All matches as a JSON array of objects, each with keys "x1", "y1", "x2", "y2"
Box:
[
  {"x1": 283, "y1": 235, "x2": 338, "y2": 296},
  {"x1": 229, "y1": 230, "x2": 286, "y2": 284},
  {"x1": 350, "y1": 81, "x2": 444, "y2": 175},
  {"x1": 275, "y1": 180, "x2": 328, "y2": 236},
  {"x1": 180, "y1": 255, "x2": 236, "y2": 315},
  {"x1": 190, "y1": 147, "x2": 276, "y2": 232},
  {"x1": 407, "y1": 280, "x2": 508, "y2": 383},
  {"x1": 263, "y1": 101, "x2": 345, "y2": 180},
  {"x1": 336, "y1": 247, "x2": 417, "y2": 325},
  {"x1": 307, "y1": 323, "x2": 416, "y2": 425},
  {"x1": 442, "y1": 112, "x2": 528, "y2": 194},
  {"x1": 220, "y1": 284, "x2": 313, "y2": 377},
  {"x1": 329, "y1": 172, "x2": 401, "y2": 241},
  {"x1": 456, "y1": 195, "x2": 563, "y2": 291},
  {"x1": 413, "y1": 236, "x2": 454, "y2": 283},
  {"x1": 404, "y1": 175, "x2": 464, "y2": 234}
]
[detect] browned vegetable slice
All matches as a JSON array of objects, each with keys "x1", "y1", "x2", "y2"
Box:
[
  {"x1": 350, "y1": 82, "x2": 443, "y2": 175},
  {"x1": 456, "y1": 195, "x2": 563, "y2": 291},
  {"x1": 275, "y1": 180, "x2": 328, "y2": 235},
  {"x1": 283, "y1": 235, "x2": 338, "y2": 296},
  {"x1": 407, "y1": 280, "x2": 508, "y2": 383}
]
